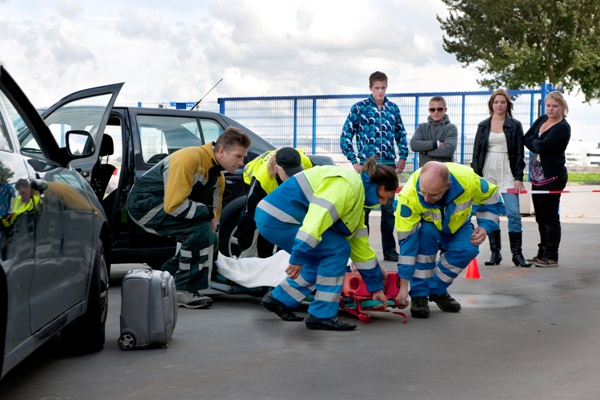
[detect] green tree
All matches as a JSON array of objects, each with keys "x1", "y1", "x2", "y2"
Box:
[{"x1": 438, "y1": 0, "x2": 600, "y2": 102}]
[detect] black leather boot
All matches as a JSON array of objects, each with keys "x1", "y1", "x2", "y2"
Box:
[
  {"x1": 484, "y1": 230, "x2": 502, "y2": 265},
  {"x1": 509, "y1": 231, "x2": 531, "y2": 267}
]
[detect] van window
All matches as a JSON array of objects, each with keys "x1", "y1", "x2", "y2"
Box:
[
  {"x1": 137, "y1": 115, "x2": 203, "y2": 164},
  {"x1": 199, "y1": 119, "x2": 223, "y2": 144}
]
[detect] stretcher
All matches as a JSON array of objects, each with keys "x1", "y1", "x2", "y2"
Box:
[{"x1": 340, "y1": 271, "x2": 407, "y2": 324}]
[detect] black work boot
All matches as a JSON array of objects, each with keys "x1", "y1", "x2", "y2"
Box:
[
  {"x1": 305, "y1": 314, "x2": 357, "y2": 331},
  {"x1": 509, "y1": 231, "x2": 531, "y2": 267},
  {"x1": 484, "y1": 230, "x2": 502, "y2": 265},
  {"x1": 260, "y1": 291, "x2": 304, "y2": 321},
  {"x1": 410, "y1": 296, "x2": 430, "y2": 318},
  {"x1": 429, "y1": 293, "x2": 461, "y2": 313}
]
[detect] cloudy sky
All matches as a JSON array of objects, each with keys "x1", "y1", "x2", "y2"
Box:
[{"x1": 1, "y1": 0, "x2": 598, "y2": 142}]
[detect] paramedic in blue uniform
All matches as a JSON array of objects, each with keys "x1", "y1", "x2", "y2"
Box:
[
  {"x1": 255, "y1": 157, "x2": 399, "y2": 331},
  {"x1": 395, "y1": 161, "x2": 501, "y2": 319}
]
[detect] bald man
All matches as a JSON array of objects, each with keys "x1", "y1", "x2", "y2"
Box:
[{"x1": 394, "y1": 161, "x2": 501, "y2": 319}]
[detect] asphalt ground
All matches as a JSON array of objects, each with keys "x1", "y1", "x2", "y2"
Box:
[{"x1": 1, "y1": 185, "x2": 599, "y2": 400}]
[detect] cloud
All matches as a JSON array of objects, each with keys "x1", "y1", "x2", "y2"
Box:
[{"x1": 0, "y1": 0, "x2": 598, "y2": 142}]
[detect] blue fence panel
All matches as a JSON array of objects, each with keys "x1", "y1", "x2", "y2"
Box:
[{"x1": 217, "y1": 88, "x2": 545, "y2": 173}]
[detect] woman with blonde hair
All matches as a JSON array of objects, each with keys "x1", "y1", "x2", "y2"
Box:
[
  {"x1": 472, "y1": 89, "x2": 529, "y2": 267},
  {"x1": 523, "y1": 91, "x2": 571, "y2": 267}
]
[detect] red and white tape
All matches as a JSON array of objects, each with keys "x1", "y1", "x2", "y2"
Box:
[{"x1": 504, "y1": 189, "x2": 600, "y2": 194}]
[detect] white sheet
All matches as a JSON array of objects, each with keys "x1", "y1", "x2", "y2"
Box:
[{"x1": 214, "y1": 250, "x2": 290, "y2": 288}]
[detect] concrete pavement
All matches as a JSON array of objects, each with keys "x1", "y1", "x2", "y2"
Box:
[{"x1": 1, "y1": 185, "x2": 599, "y2": 399}]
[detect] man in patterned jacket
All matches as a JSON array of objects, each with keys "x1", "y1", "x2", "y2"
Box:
[
  {"x1": 340, "y1": 71, "x2": 409, "y2": 262},
  {"x1": 127, "y1": 127, "x2": 251, "y2": 309}
]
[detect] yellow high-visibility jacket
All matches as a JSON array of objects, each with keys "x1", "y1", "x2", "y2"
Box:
[{"x1": 243, "y1": 149, "x2": 312, "y2": 193}]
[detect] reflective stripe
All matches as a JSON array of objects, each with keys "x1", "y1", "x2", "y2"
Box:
[
  {"x1": 257, "y1": 201, "x2": 300, "y2": 224},
  {"x1": 316, "y1": 275, "x2": 345, "y2": 287},
  {"x1": 413, "y1": 269, "x2": 434, "y2": 279},
  {"x1": 423, "y1": 210, "x2": 442, "y2": 221},
  {"x1": 296, "y1": 173, "x2": 313, "y2": 198},
  {"x1": 295, "y1": 275, "x2": 313, "y2": 289},
  {"x1": 314, "y1": 290, "x2": 340, "y2": 302},
  {"x1": 172, "y1": 199, "x2": 190, "y2": 217},
  {"x1": 454, "y1": 200, "x2": 472, "y2": 213},
  {"x1": 434, "y1": 266, "x2": 453, "y2": 283},
  {"x1": 296, "y1": 229, "x2": 319, "y2": 248},
  {"x1": 180, "y1": 249, "x2": 192, "y2": 258},
  {"x1": 482, "y1": 192, "x2": 500, "y2": 204},
  {"x1": 138, "y1": 203, "x2": 164, "y2": 225},
  {"x1": 179, "y1": 261, "x2": 190, "y2": 271},
  {"x1": 185, "y1": 202, "x2": 197, "y2": 219},
  {"x1": 416, "y1": 254, "x2": 436, "y2": 263},
  {"x1": 354, "y1": 259, "x2": 377, "y2": 270},
  {"x1": 476, "y1": 211, "x2": 499, "y2": 223},
  {"x1": 398, "y1": 255, "x2": 416, "y2": 264},
  {"x1": 397, "y1": 222, "x2": 420, "y2": 240},
  {"x1": 280, "y1": 279, "x2": 309, "y2": 302},
  {"x1": 296, "y1": 173, "x2": 339, "y2": 222},
  {"x1": 194, "y1": 172, "x2": 207, "y2": 186},
  {"x1": 354, "y1": 227, "x2": 368, "y2": 238}
]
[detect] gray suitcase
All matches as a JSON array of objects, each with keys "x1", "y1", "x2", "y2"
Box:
[{"x1": 118, "y1": 269, "x2": 178, "y2": 350}]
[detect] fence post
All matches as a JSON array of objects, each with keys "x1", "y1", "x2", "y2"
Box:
[{"x1": 293, "y1": 99, "x2": 298, "y2": 148}]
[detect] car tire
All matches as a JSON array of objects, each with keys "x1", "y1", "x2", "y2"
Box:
[
  {"x1": 219, "y1": 197, "x2": 246, "y2": 257},
  {"x1": 61, "y1": 242, "x2": 109, "y2": 354}
]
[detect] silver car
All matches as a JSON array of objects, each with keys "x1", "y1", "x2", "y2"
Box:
[{"x1": 0, "y1": 64, "x2": 119, "y2": 379}]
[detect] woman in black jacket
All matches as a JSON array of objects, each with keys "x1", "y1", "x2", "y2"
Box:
[
  {"x1": 523, "y1": 91, "x2": 571, "y2": 268},
  {"x1": 472, "y1": 89, "x2": 530, "y2": 267}
]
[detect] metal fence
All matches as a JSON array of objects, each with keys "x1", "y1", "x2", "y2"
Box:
[{"x1": 213, "y1": 84, "x2": 554, "y2": 174}]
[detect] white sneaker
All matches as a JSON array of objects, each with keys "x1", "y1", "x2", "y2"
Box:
[{"x1": 177, "y1": 291, "x2": 213, "y2": 309}]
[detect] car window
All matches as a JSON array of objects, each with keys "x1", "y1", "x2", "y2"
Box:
[
  {"x1": 137, "y1": 115, "x2": 203, "y2": 164},
  {"x1": 0, "y1": 111, "x2": 12, "y2": 151},
  {"x1": 43, "y1": 93, "x2": 114, "y2": 149},
  {"x1": 0, "y1": 88, "x2": 43, "y2": 155},
  {"x1": 199, "y1": 119, "x2": 223, "y2": 143}
]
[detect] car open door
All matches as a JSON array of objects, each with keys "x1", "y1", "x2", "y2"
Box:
[{"x1": 41, "y1": 83, "x2": 124, "y2": 183}]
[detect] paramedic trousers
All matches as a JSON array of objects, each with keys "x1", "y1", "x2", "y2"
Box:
[
  {"x1": 256, "y1": 213, "x2": 349, "y2": 319},
  {"x1": 131, "y1": 211, "x2": 218, "y2": 292},
  {"x1": 409, "y1": 221, "x2": 479, "y2": 298}
]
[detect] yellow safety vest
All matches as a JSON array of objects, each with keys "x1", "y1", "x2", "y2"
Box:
[
  {"x1": 243, "y1": 149, "x2": 313, "y2": 193},
  {"x1": 395, "y1": 163, "x2": 499, "y2": 238}
]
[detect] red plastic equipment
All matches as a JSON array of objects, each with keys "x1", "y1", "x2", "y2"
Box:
[{"x1": 340, "y1": 271, "x2": 407, "y2": 324}]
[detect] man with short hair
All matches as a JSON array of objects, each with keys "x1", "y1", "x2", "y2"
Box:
[
  {"x1": 340, "y1": 71, "x2": 409, "y2": 262},
  {"x1": 410, "y1": 96, "x2": 457, "y2": 167},
  {"x1": 127, "y1": 127, "x2": 251, "y2": 309},
  {"x1": 394, "y1": 161, "x2": 501, "y2": 319}
]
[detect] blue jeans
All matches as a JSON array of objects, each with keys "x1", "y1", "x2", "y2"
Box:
[{"x1": 501, "y1": 192, "x2": 522, "y2": 232}]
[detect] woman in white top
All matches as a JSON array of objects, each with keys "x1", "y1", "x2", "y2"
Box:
[{"x1": 471, "y1": 89, "x2": 530, "y2": 267}]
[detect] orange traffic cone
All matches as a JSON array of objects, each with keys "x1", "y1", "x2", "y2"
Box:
[{"x1": 464, "y1": 258, "x2": 481, "y2": 279}]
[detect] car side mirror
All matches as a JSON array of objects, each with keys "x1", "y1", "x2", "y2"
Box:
[{"x1": 66, "y1": 130, "x2": 95, "y2": 158}]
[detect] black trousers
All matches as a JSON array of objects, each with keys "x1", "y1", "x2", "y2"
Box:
[{"x1": 531, "y1": 175, "x2": 568, "y2": 261}]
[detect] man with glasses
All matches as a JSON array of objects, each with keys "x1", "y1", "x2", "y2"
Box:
[
  {"x1": 410, "y1": 96, "x2": 457, "y2": 168},
  {"x1": 340, "y1": 71, "x2": 409, "y2": 262},
  {"x1": 394, "y1": 161, "x2": 501, "y2": 319},
  {"x1": 127, "y1": 127, "x2": 251, "y2": 309}
]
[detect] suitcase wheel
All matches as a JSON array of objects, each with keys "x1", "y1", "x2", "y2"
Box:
[{"x1": 118, "y1": 333, "x2": 136, "y2": 350}]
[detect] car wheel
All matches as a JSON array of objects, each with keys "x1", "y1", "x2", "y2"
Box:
[
  {"x1": 62, "y1": 242, "x2": 109, "y2": 354},
  {"x1": 118, "y1": 333, "x2": 136, "y2": 350},
  {"x1": 219, "y1": 196, "x2": 247, "y2": 257}
]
